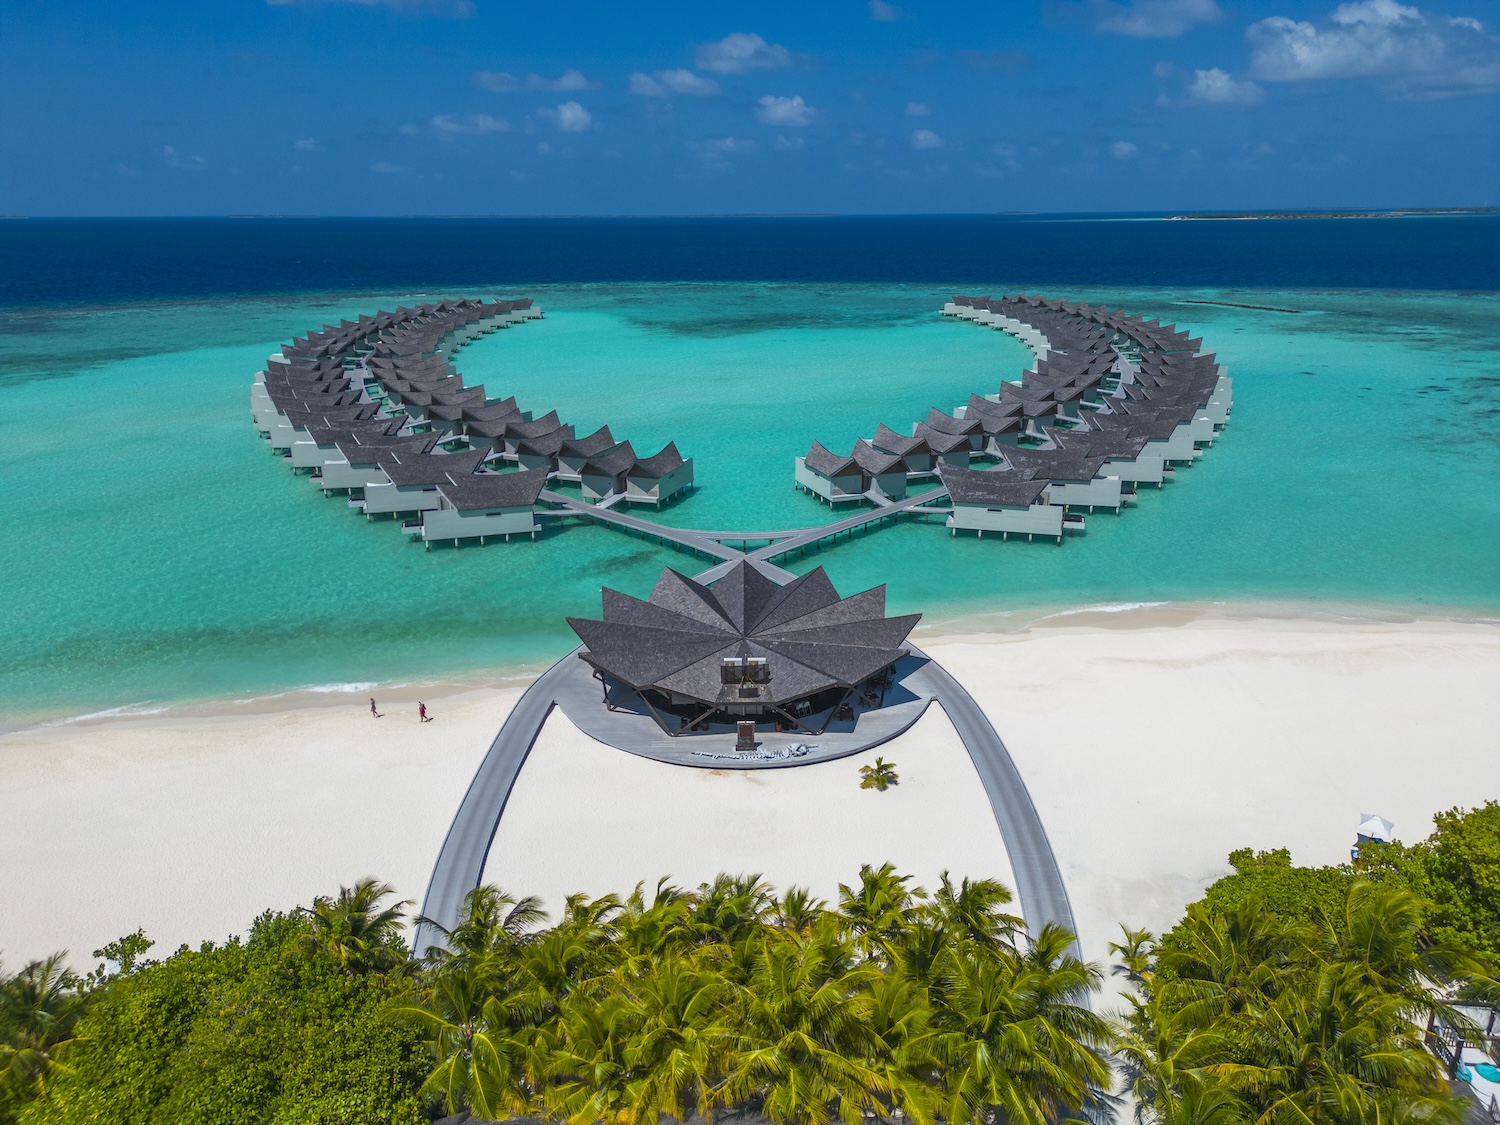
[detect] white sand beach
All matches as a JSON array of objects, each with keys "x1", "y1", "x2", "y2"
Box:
[{"x1": 2, "y1": 611, "x2": 1497, "y2": 980}]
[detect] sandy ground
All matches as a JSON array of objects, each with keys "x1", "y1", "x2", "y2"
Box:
[
  {"x1": 483, "y1": 705, "x2": 1015, "y2": 914},
  {"x1": 2, "y1": 612, "x2": 1497, "y2": 987}
]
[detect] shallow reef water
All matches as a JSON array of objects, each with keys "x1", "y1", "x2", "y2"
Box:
[{"x1": 2, "y1": 276, "x2": 1498, "y2": 722}]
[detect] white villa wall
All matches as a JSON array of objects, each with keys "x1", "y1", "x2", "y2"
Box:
[
  {"x1": 363, "y1": 482, "x2": 442, "y2": 515},
  {"x1": 418, "y1": 505, "x2": 540, "y2": 542},
  {"x1": 947, "y1": 501, "x2": 1065, "y2": 537},
  {"x1": 625, "y1": 459, "x2": 694, "y2": 506},
  {"x1": 1049, "y1": 476, "x2": 1123, "y2": 511},
  {"x1": 320, "y1": 461, "x2": 391, "y2": 492},
  {"x1": 794, "y1": 457, "x2": 865, "y2": 503}
]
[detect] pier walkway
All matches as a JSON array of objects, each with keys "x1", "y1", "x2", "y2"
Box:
[
  {"x1": 413, "y1": 544, "x2": 1074, "y2": 960},
  {"x1": 538, "y1": 484, "x2": 950, "y2": 584}
]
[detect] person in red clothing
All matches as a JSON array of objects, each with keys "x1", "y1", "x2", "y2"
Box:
[{"x1": 419, "y1": 702, "x2": 431, "y2": 723}]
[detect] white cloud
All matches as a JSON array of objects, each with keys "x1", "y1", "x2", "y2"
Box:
[
  {"x1": 542, "y1": 101, "x2": 594, "y2": 132},
  {"x1": 1092, "y1": 0, "x2": 1222, "y2": 37},
  {"x1": 293, "y1": 137, "x2": 323, "y2": 152},
  {"x1": 775, "y1": 134, "x2": 805, "y2": 150},
  {"x1": 1247, "y1": 3, "x2": 1498, "y2": 95},
  {"x1": 430, "y1": 113, "x2": 510, "y2": 140},
  {"x1": 628, "y1": 69, "x2": 721, "y2": 97},
  {"x1": 1333, "y1": 0, "x2": 1419, "y2": 26},
  {"x1": 696, "y1": 136, "x2": 758, "y2": 164},
  {"x1": 911, "y1": 128, "x2": 943, "y2": 149},
  {"x1": 473, "y1": 68, "x2": 592, "y2": 92},
  {"x1": 370, "y1": 162, "x2": 405, "y2": 174},
  {"x1": 870, "y1": 0, "x2": 901, "y2": 19},
  {"x1": 162, "y1": 146, "x2": 206, "y2": 171},
  {"x1": 1179, "y1": 66, "x2": 1266, "y2": 106},
  {"x1": 755, "y1": 94, "x2": 815, "y2": 126},
  {"x1": 904, "y1": 101, "x2": 931, "y2": 117},
  {"x1": 1110, "y1": 140, "x2": 1138, "y2": 158},
  {"x1": 695, "y1": 32, "x2": 792, "y2": 74}
]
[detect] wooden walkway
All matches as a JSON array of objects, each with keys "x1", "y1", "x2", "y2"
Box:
[
  {"x1": 538, "y1": 485, "x2": 950, "y2": 584},
  {"x1": 414, "y1": 482, "x2": 1076, "y2": 962}
]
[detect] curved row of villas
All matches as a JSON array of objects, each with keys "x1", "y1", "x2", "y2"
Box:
[
  {"x1": 249, "y1": 298, "x2": 694, "y2": 548},
  {"x1": 794, "y1": 294, "x2": 1233, "y2": 544}
]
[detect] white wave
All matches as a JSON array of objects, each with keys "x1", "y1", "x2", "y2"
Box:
[
  {"x1": 38, "y1": 703, "x2": 172, "y2": 728},
  {"x1": 1047, "y1": 601, "x2": 1170, "y2": 618}
]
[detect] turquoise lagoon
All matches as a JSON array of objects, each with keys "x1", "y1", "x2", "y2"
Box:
[{"x1": 2, "y1": 283, "x2": 1498, "y2": 724}]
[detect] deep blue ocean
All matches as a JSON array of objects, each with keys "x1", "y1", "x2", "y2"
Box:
[
  {"x1": 4, "y1": 213, "x2": 1498, "y2": 304},
  {"x1": 2, "y1": 214, "x2": 1497, "y2": 723}
]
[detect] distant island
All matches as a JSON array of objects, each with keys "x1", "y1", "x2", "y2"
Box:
[{"x1": 1166, "y1": 207, "x2": 1499, "y2": 221}]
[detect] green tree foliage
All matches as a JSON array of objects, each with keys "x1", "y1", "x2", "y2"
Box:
[
  {"x1": 1361, "y1": 801, "x2": 1500, "y2": 957},
  {"x1": 1116, "y1": 880, "x2": 1489, "y2": 1125},
  {"x1": 858, "y1": 758, "x2": 899, "y2": 792},
  {"x1": 0, "y1": 955, "x2": 87, "y2": 1125},
  {"x1": 397, "y1": 865, "x2": 1112, "y2": 1125},
  {"x1": 19, "y1": 891, "x2": 429, "y2": 1125}
]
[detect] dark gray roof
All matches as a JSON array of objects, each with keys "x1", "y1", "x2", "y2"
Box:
[
  {"x1": 334, "y1": 435, "x2": 439, "y2": 463},
  {"x1": 505, "y1": 412, "x2": 567, "y2": 440},
  {"x1": 435, "y1": 466, "x2": 549, "y2": 510},
  {"x1": 871, "y1": 423, "x2": 929, "y2": 458},
  {"x1": 560, "y1": 425, "x2": 618, "y2": 459},
  {"x1": 924, "y1": 409, "x2": 982, "y2": 437},
  {"x1": 378, "y1": 448, "x2": 488, "y2": 485},
  {"x1": 804, "y1": 440, "x2": 858, "y2": 478},
  {"x1": 1002, "y1": 448, "x2": 1109, "y2": 483},
  {"x1": 567, "y1": 562, "x2": 920, "y2": 708},
  {"x1": 911, "y1": 423, "x2": 973, "y2": 454},
  {"x1": 582, "y1": 441, "x2": 638, "y2": 478},
  {"x1": 852, "y1": 440, "x2": 904, "y2": 476},
  {"x1": 631, "y1": 442, "x2": 686, "y2": 479},
  {"x1": 938, "y1": 465, "x2": 1050, "y2": 507}
]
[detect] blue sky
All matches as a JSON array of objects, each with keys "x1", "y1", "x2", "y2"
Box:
[{"x1": 1, "y1": 0, "x2": 1496, "y2": 215}]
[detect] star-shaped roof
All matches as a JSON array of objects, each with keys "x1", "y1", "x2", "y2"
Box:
[{"x1": 567, "y1": 561, "x2": 920, "y2": 708}]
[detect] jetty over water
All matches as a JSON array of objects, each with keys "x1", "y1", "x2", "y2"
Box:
[
  {"x1": 251, "y1": 292, "x2": 1228, "y2": 565},
  {"x1": 798, "y1": 294, "x2": 1233, "y2": 544},
  {"x1": 249, "y1": 297, "x2": 696, "y2": 548}
]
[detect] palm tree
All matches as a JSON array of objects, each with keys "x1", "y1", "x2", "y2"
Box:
[
  {"x1": 391, "y1": 964, "x2": 539, "y2": 1121},
  {"x1": 714, "y1": 917, "x2": 888, "y2": 1125},
  {"x1": 932, "y1": 872, "x2": 1024, "y2": 952},
  {"x1": 936, "y1": 923, "x2": 1113, "y2": 1125},
  {"x1": 859, "y1": 757, "x2": 899, "y2": 791},
  {"x1": 422, "y1": 884, "x2": 545, "y2": 966},
  {"x1": 0, "y1": 954, "x2": 87, "y2": 1114},
  {"x1": 772, "y1": 887, "x2": 828, "y2": 937},
  {"x1": 300, "y1": 877, "x2": 411, "y2": 974},
  {"x1": 838, "y1": 862, "x2": 926, "y2": 962},
  {"x1": 1110, "y1": 925, "x2": 1157, "y2": 983}
]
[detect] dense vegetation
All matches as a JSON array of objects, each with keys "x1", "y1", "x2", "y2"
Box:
[
  {"x1": 2, "y1": 803, "x2": 1494, "y2": 1125},
  {"x1": 1116, "y1": 801, "x2": 1500, "y2": 1125}
]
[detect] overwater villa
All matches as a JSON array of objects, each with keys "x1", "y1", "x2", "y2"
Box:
[
  {"x1": 567, "y1": 560, "x2": 920, "y2": 735},
  {"x1": 624, "y1": 442, "x2": 694, "y2": 507},
  {"x1": 252, "y1": 292, "x2": 1223, "y2": 559},
  {"x1": 404, "y1": 466, "x2": 552, "y2": 547},
  {"x1": 250, "y1": 296, "x2": 695, "y2": 549}
]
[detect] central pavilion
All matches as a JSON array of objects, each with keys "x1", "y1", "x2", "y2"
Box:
[{"x1": 567, "y1": 561, "x2": 920, "y2": 735}]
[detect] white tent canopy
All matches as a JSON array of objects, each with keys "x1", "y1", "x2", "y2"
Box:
[{"x1": 1357, "y1": 813, "x2": 1396, "y2": 843}]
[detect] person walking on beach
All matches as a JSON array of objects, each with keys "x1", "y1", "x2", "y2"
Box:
[
  {"x1": 370, "y1": 697, "x2": 381, "y2": 719},
  {"x1": 419, "y1": 702, "x2": 431, "y2": 723}
]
